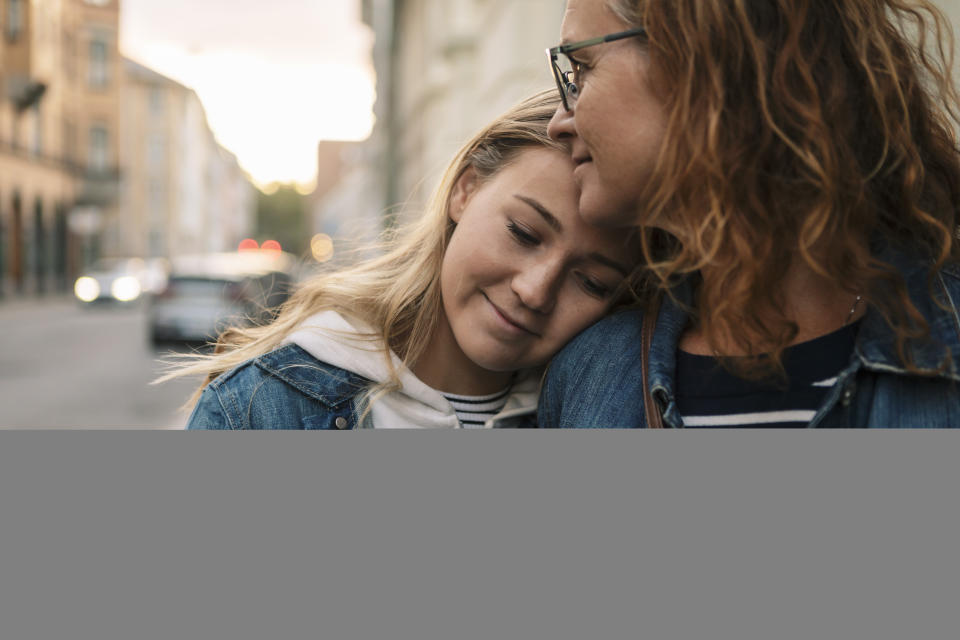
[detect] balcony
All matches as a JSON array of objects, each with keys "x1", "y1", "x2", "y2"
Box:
[{"x1": 5, "y1": 75, "x2": 47, "y2": 112}]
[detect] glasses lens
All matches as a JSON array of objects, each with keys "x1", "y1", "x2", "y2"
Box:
[{"x1": 553, "y1": 52, "x2": 579, "y2": 107}]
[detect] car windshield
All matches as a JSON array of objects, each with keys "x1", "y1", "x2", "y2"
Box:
[
  {"x1": 167, "y1": 277, "x2": 240, "y2": 299},
  {"x1": 92, "y1": 258, "x2": 143, "y2": 273}
]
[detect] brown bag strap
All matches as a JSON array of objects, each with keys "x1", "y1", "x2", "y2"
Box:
[{"x1": 641, "y1": 294, "x2": 664, "y2": 429}]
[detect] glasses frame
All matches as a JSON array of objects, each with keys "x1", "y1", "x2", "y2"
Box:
[{"x1": 546, "y1": 28, "x2": 647, "y2": 111}]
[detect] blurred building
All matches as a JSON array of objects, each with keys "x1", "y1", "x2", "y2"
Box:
[
  {"x1": 0, "y1": 0, "x2": 255, "y2": 301},
  {"x1": 119, "y1": 58, "x2": 255, "y2": 259},
  {"x1": 309, "y1": 140, "x2": 382, "y2": 264},
  {"x1": 310, "y1": 0, "x2": 563, "y2": 252},
  {"x1": 374, "y1": 0, "x2": 563, "y2": 219},
  {"x1": 0, "y1": 0, "x2": 122, "y2": 296}
]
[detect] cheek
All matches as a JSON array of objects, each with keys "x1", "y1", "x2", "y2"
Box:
[{"x1": 440, "y1": 232, "x2": 502, "y2": 299}]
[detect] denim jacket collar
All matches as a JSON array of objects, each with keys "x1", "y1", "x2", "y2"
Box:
[
  {"x1": 255, "y1": 344, "x2": 370, "y2": 410},
  {"x1": 648, "y1": 282, "x2": 693, "y2": 429},
  {"x1": 853, "y1": 254, "x2": 960, "y2": 382}
]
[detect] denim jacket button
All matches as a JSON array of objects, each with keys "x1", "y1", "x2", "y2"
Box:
[{"x1": 334, "y1": 417, "x2": 349, "y2": 430}]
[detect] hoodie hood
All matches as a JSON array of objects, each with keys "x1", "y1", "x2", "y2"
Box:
[{"x1": 284, "y1": 310, "x2": 538, "y2": 428}]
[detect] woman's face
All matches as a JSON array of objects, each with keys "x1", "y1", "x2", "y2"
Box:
[
  {"x1": 437, "y1": 147, "x2": 635, "y2": 376},
  {"x1": 548, "y1": 0, "x2": 668, "y2": 228}
]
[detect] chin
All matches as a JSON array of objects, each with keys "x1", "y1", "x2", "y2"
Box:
[
  {"x1": 469, "y1": 356, "x2": 523, "y2": 374},
  {"x1": 466, "y1": 348, "x2": 533, "y2": 374}
]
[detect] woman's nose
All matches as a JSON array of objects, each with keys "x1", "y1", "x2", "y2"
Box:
[
  {"x1": 512, "y1": 261, "x2": 562, "y2": 314},
  {"x1": 547, "y1": 103, "x2": 576, "y2": 142}
]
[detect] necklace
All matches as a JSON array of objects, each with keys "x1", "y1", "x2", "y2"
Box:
[
  {"x1": 845, "y1": 295, "x2": 863, "y2": 325},
  {"x1": 706, "y1": 294, "x2": 864, "y2": 358}
]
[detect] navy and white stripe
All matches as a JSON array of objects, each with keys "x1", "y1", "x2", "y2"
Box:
[
  {"x1": 675, "y1": 322, "x2": 859, "y2": 428},
  {"x1": 443, "y1": 387, "x2": 511, "y2": 428}
]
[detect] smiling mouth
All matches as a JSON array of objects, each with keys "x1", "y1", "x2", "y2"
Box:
[{"x1": 483, "y1": 294, "x2": 540, "y2": 336}]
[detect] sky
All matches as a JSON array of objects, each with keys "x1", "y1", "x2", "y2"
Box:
[{"x1": 120, "y1": 0, "x2": 376, "y2": 190}]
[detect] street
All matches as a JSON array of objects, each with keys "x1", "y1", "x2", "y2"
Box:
[{"x1": 0, "y1": 296, "x2": 201, "y2": 428}]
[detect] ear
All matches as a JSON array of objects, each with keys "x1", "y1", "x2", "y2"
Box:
[{"x1": 448, "y1": 166, "x2": 479, "y2": 224}]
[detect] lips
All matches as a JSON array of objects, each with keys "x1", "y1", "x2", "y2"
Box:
[
  {"x1": 571, "y1": 144, "x2": 592, "y2": 167},
  {"x1": 483, "y1": 294, "x2": 540, "y2": 336}
]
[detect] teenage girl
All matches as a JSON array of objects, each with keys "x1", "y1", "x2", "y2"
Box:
[{"x1": 181, "y1": 90, "x2": 640, "y2": 429}]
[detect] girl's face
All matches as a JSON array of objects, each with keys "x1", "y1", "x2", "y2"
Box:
[
  {"x1": 547, "y1": 0, "x2": 668, "y2": 228},
  {"x1": 436, "y1": 147, "x2": 635, "y2": 378}
]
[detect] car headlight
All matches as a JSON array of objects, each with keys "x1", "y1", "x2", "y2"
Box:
[
  {"x1": 74, "y1": 277, "x2": 101, "y2": 302},
  {"x1": 111, "y1": 276, "x2": 142, "y2": 302}
]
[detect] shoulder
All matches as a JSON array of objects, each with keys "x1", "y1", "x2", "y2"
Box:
[
  {"x1": 186, "y1": 344, "x2": 371, "y2": 430},
  {"x1": 550, "y1": 307, "x2": 645, "y2": 373},
  {"x1": 538, "y1": 308, "x2": 647, "y2": 428}
]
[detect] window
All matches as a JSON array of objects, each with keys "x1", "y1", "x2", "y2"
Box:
[
  {"x1": 148, "y1": 134, "x2": 165, "y2": 169},
  {"x1": 89, "y1": 39, "x2": 109, "y2": 88},
  {"x1": 64, "y1": 120, "x2": 77, "y2": 167},
  {"x1": 149, "y1": 88, "x2": 165, "y2": 116},
  {"x1": 32, "y1": 104, "x2": 42, "y2": 157},
  {"x1": 7, "y1": 0, "x2": 23, "y2": 41},
  {"x1": 64, "y1": 33, "x2": 77, "y2": 81},
  {"x1": 149, "y1": 179, "x2": 167, "y2": 218},
  {"x1": 89, "y1": 126, "x2": 108, "y2": 172}
]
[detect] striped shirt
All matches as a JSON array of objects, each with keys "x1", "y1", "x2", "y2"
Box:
[
  {"x1": 675, "y1": 322, "x2": 859, "y2": 428},
  {"x1": 443, "y1": 387, "x2": 512, "y2": 428}
]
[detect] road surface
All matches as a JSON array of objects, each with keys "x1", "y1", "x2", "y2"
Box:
[{"x1": 0, "y1": 296, "x2": 202, "y2": 428}]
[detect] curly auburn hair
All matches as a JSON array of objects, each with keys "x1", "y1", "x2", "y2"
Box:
[{"x1": 610, "y1": 0, "x2": 960, "y2": 371}]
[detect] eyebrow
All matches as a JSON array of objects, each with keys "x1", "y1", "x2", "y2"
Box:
[
  {"x1": 516, "y1": 195, "x2": 562, "y2": 231},
  {"x1": 513, "y1": 195, "x2": 631, "y2": 277}
]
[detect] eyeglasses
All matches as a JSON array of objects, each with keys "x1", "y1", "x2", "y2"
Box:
[{"x1": 546, "y1": 28, "x2": 647, "y2": 111}]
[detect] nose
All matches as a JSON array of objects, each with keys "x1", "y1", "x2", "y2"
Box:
[
  {"x1": 547, "y1": 103, "x2": 576, "y2": 142},
  {"x1": 512, "y1": 258, "x2": 563, "y2": 314}
]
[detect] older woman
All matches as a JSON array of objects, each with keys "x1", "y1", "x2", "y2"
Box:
[{"x1": 540, "y1": 0, "x2": 960, "y2": 427}]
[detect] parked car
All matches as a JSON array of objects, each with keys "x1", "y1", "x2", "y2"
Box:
[
  {"x1": 74, "y1": 257, "x2": 169, "y2": 305},
  {"x1": 147, "y1": 251, "x2": 296, "y2": 346}
]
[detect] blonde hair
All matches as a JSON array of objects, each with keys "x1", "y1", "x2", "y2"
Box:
[{"x1": 169, "y1": 90, "x2": 572, "y2": 411}]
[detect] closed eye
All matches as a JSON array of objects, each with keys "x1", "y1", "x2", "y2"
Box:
[
  {"x1": 578, "y1": 273, "x2": 613, "y2": 299},
  {"x1": 507, "y1": 221, "x2": 540, "y2": 246}
]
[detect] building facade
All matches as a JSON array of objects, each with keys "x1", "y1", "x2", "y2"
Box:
[
  {"x1": 0, "y1": 0, "x2": 121, "y2": 296},
  {"x1": 362, "y1": 0, "x2": 564, "y2": 224},
  {"x1": 1, "y1": 0, "x2": 254, "y2": 300},
  {"x1": 119, "y1": 58, "x2": 255, "y2": 260}
]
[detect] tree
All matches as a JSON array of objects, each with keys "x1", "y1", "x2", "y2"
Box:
[{"x1": 255, "y1": 184, "x2": 308, "y2": 256}]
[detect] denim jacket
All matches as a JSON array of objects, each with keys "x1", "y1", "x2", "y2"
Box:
[
  {"x1": 539, "y1": 253, "x2": 960, "y2": 428},
  {"x1": 187, "y1": 344, "x2": 373, "y2": 430},
  {"x1": 186, "y1": 343, "x2": 539, "y2": 430}
]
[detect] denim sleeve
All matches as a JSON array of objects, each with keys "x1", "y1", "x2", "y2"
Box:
[
  {"x1": 185, "y1": 386, "x2": 237, "y2": 430},
  {"x1": 537, "y1": 309, "x2": 649, "y2": 428},
  {"x1": 537, "y1": 361, "x2": 563, "y2": 428}
]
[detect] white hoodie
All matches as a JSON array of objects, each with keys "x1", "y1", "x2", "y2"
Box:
[{"x1": 284, "y1": 310, "x2": 539, "y2": 429}]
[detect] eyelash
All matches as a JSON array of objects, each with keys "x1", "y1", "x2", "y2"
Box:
[
  {"x1": 507, "y1": 221, "x2": 539, "y2": 246},
  {"x1": 579, "y1": 275, "x2": 612, "y2": 299}
]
